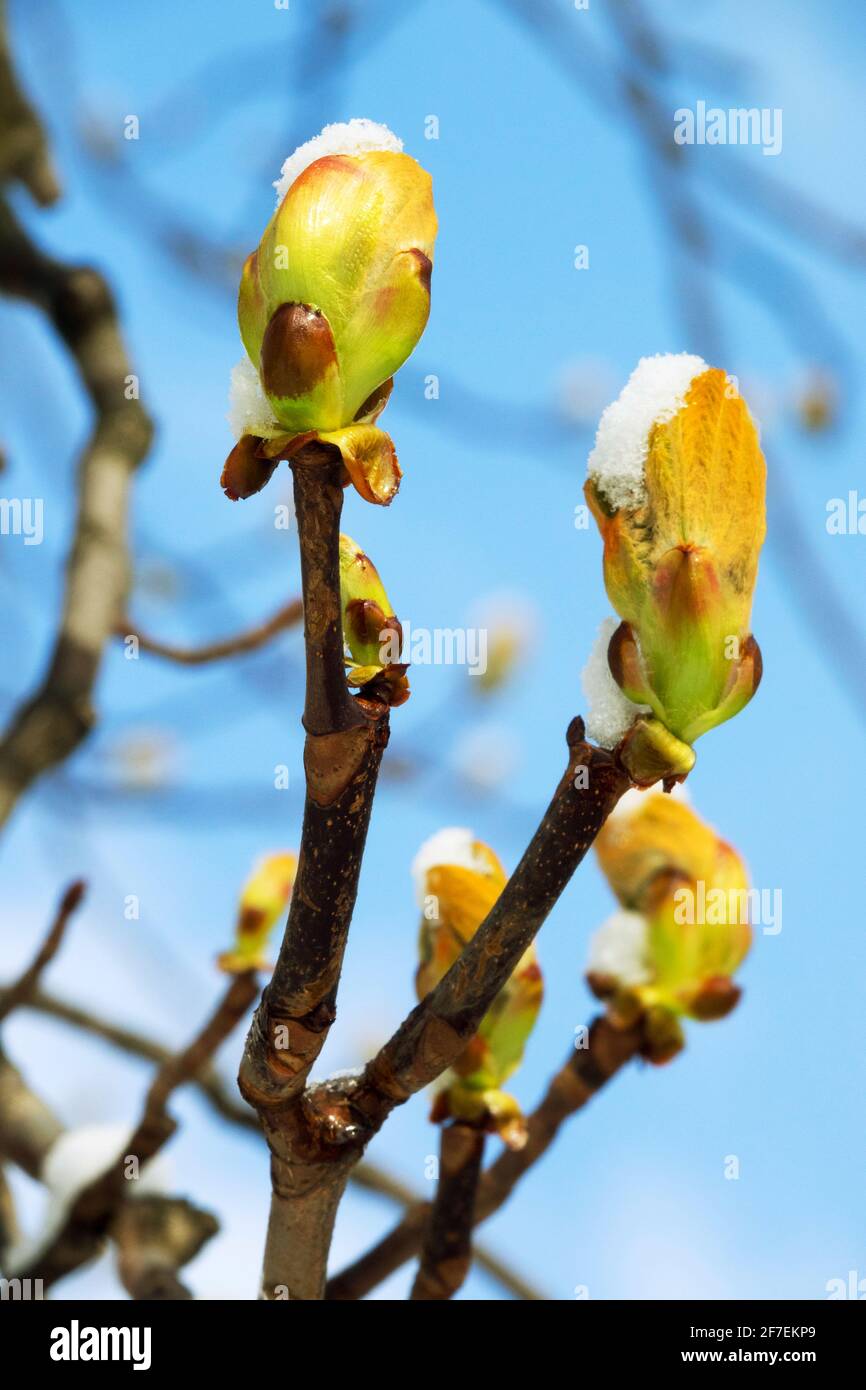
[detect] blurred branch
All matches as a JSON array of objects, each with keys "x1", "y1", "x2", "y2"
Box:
[
  {"x1": 0, "y1": 9, "x2": 154, "y2": 828},
  {"x1": 0, "y1": 879, "x2": 85, "y2": 1025},
  {"x1": 328, "y1": 1014, "x2": 643, "y2": 1299},
  {"x1": 0, "y1": 1047, "x2": 63, "y2": 1178},
  {"x1": 0, "y1": 1050, "x2": 218, "y2": 1298},
  {"x1": 410, "y1": 1121, "x2": 485, "y2": 1301},
  {"x1": 113, "y1": 1194, "x2": 218, "y2": 1301},
  {"x1": 0, "y1": 0, "x2": 59, "y2": 203},
  {"x1": 0, "y1": 1163, "x2": 19, "y2": 1271},
  {"x1": 17, "y1": 972, "x2": 256, "y2": 1289},
  {"x1": 118, "y1": 596, "x2": 303, "y2": 666}
]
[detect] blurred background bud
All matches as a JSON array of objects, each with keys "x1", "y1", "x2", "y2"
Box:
[{"x1": 218, "y1": 851, "x2": 297, "y2": 974}]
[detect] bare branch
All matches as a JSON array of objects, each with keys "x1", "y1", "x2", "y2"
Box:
[
  {"x1": 410, "y1": 1122, "x2": 485, "y2": 1300},
  {"x1": 236, "y1": 448, "x2": 393, "y2": 1300},
  {"x1": 327, "y1": 1015, "x2": 643, "y2": 1299},
  {"x1": 117, "y1": 597, "x2": 303, "y2": 666},
  {"x1": 0, "y1": 880, "x2": 86, "y2": 1025}
]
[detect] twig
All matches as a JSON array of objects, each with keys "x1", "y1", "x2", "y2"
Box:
[
  {"x1": 238, "y1": 447, "x2": 391, "y2": 1301},
  {"x1": 18, "y1": 973, "x2": 257, "y2": 1289},
  {"x1": 410, "y1": 1122, "x2": 485, "y2": 1300},
  {"x1": 0, "y1": 880, "x2": 86, "y2": 1024},
  {"x1": 117, "y1": 598, "x2": 303, "y2": 666},
  {"x1": 327, "y1": 1015, "x2": 642, "y2": 1299}
]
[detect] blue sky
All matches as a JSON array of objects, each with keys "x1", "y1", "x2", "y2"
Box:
[{"x1": 0, "y1": 0, "x2": 864, "y2": 1298}]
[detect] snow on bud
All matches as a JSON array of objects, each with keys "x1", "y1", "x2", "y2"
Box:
[
  {"x1": 413, "y1": 829, "x2": 542, "y2": 1147},
  {"x1": 588, "y1": 792, "x2": 751, "y2": 1051},
  {"x1": 585, "y1": 355, "x2": 765, "y2": 749},
  {"x1": 224, "y1": 120, "x2": 436, "y2": 506},
  {"x1": 217, "y1": 851, "x2": 297, "y2": 974}
]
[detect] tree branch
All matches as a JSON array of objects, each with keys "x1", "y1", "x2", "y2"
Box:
[
  {"x1": 0, "y1": 880, "x2": 86, "y2": 1025},
  {"x1": 410, "y1": 1121, "x2": 485, "y2": 1300},
  {"x1": 0, "y1": 196, "x2": 154, "y2": 828},
  {"x1": 327, "y1": 1014, "x2": 642, "y2": 1299},
  {"x1": 117, "y1": 597, "x2": 303, "y2": 666},
  {"x1": 236, "y1": 447, "x2": 392, "y2": 1300}
]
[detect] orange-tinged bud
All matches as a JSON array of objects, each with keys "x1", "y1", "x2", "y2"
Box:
[{"x1": 585, "y1": 356, "x2": 766, "y2": 746}]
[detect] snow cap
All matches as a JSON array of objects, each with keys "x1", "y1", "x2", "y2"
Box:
[
  {"x1": 587, "y1": 353, "x2": 707, "y2": 510},
  {"x1": 274, "y1": 118, "x2": 403, "y2": 205}
]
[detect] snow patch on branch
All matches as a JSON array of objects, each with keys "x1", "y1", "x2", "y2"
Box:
[{"x1": 582, "y1": 618, "x2": 650, "y2": 749}]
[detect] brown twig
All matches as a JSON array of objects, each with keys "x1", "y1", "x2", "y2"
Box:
[
  {"x1": 17, "y1": 972, "x2": 256, "y2": 1289},
  {"x1": 410, "y1": 1122, "x2": 485, "y2": 1300},
  {"x1": 117, "y1": 597, "x2": 304, "y2": 666},
  {"x1": 327, "y1": 1014, "x2": 643, "y2": 1299},
  {"x1": 237, "y1": 447, "x2": 391, "y2": 1300},
  {"x1": 0, "y1": 880, "x2": 86, "y2": 1024}
]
